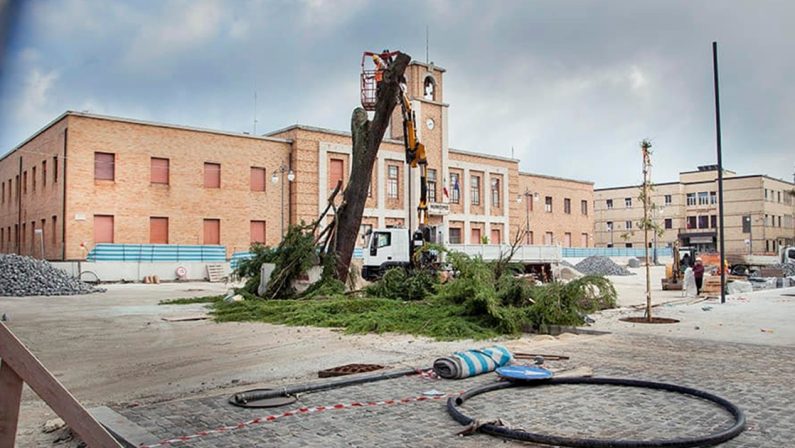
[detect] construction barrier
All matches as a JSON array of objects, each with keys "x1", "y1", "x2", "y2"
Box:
[{"x1": 87, "y1": 244, "x2": 226, "y2": 262}]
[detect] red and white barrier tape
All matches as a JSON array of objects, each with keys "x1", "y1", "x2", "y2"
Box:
[{"x1": 139, "y1": 391, "x2": 459, "y2": 447}]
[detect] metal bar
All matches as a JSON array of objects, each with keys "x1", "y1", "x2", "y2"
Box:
[{"x1": 713, "y1": 41, "x2": 727, "y2": 305}]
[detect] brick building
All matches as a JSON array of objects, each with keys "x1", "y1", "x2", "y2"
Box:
[
  {"x1": 0, "y1": 61, "x2": 594, "y2": 261},
  {"x1": 594, "y1": 165, "x2": 795, "y2": 254}
]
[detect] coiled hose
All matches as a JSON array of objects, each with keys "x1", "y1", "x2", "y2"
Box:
[{"x1": 447, "y1": 376, "x2": 746, "y2": 447}]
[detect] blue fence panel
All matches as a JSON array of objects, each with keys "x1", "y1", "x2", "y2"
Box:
[
  {"x1": 87, "y1": 244, "x2": 227, "y2": 262},
  {"x1": 230, "y1": 251, "x2": 255, "y2": 270}
]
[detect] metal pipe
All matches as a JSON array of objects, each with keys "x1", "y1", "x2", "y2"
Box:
[{"x1": 712, "y1": 41, "x2": 726, "y2": 304}]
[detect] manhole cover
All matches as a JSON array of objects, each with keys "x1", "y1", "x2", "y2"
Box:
[
  {"x1": 318, "y1": 363, "x2": 384, "y2": 378},
  {"x1": 620, "y1": 316, "x2": 680, "y2": 324}
]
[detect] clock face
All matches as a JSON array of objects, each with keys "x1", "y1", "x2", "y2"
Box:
[{"x1": 426, "y1": 118, "x2": 435, "y2": 130}]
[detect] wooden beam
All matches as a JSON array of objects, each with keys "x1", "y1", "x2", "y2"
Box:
[
  {"x1": 0, "y1": 361, "x2": 24, "y2": 447},
  {"x1": 0, "y1": 323, "x2": 122, "y2": 447}
]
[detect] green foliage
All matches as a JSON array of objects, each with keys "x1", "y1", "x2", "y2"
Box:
[
  {"x1": 211, "y1": 297, "x2": 499, "y2": 340},
  {"x1": 159, "y1": 295, "x2": 223, "y2": 305},
  {"x1": 263, "y1": 224, "x2": 320, "y2": 299},
  {"x1": 365, "y1": 267, "x2": 438, "y2": 301}
]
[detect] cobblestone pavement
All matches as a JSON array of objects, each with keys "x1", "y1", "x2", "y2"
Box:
[{"x1": 119, "y1": 333, "x2": 794, "y2": 447}]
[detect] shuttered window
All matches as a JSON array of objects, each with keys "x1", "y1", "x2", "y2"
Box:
[
  {"x1": 150, "y1": 217, "x2": 169, "y2": 244},
  {"x1": 94, "y1": 152, "x2": 115, "y2": 181},
  {"x1": 94, "y1": 215, "x2": 114, "y2": 243},
  {"x1": 151, "y1": 158, "x2": 170, "y2": 184},
  {"x1": 329, "y1": 159, "x2": 344, "y2": 191},
  {"x1": 203, "y1": 219, "x2": 220, "y2": 245},
  {"x1": 490, "y1": 229, "x2": 501, "y2": 244},
  {"x1": 250, "y1": 167, "x2": 266, "y2": 192},
  {"x1": 250, "y1": 220, "x2": 266, "y2": 244},
  {"x1": 204, "y1": 162, "x2": 221, "y2": 188}
]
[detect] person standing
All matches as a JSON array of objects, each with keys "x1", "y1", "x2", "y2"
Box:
[{"x1": 693, "y1": 258, "x2": 705, "y2": 295}]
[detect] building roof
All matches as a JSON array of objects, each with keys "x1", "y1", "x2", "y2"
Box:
[
  {"x1": 264, "y1": 124, "x2": 405, "y2": 145},
  {"x1": 596, "y1": 174, "x2": 794, "y2": 191},
  {"x1": 410, "y1": 60, "x2": 446, "y2": 73},
  {"x1": 519, "y1": 171, "x2": 594, "y2": 186},
  {"x1": 1, "y1": 111, "x2": 293, "y2": 162},
  {"x1": 449, "y1": 147, "x2": 518, "y2": 163}
]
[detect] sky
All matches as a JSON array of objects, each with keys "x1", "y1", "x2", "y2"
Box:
[{"x1": 1, "y1": 0, "x2": 793, "y2": 188}]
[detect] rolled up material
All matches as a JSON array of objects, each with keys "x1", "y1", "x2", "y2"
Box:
[{"x1": 433, "y1": 345, "x2": 513, "y2": 379}]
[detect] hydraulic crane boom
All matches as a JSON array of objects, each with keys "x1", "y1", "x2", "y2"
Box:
[{"x1": 362, "y1": 50, "x2": 429, "y2": 230}]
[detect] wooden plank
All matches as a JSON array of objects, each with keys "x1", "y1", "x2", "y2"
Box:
[
  {"x1": 206, "y1": 264, "x2": 225, "y2": 282},
  {"x1": 0, "y1": 323, "x2": 122, "y2": 447},
  {"x1": 89, "y1": 406, "x2": 159, "y2": 448},
  {"x1": 0, "y1": 361, "x2": 24, "y2": 447}
]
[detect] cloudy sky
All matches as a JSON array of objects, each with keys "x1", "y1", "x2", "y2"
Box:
[{"x1": 1, "y1": 0, "x2": 793, "y2": 187}]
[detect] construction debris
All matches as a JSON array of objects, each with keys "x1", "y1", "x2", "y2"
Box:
[
  {"x1": 574, "y1": 256, "x2": 634, "y2": 276},
  {"x1": 769, "y1": 263, "x2": 795, "y2": 277},
  {"x1": 0, "y1": 254, "x2": 104, "y2": 296}
]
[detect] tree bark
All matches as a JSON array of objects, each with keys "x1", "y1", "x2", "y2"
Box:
[{"x1": 333, "y1": 52, "x2": 411, "y2": 282}]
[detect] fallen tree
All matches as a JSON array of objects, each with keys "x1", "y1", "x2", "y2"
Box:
[{"x1": 332, "y1": 52, "x2": 411, "y2": 282}]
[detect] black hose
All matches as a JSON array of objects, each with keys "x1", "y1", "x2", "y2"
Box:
[
  {"x1": 447, "y1": 377, "x2": 746, "y2": 447},
  {"x1": 231, "y1": 367, "x2": 421, "y2": 405}
]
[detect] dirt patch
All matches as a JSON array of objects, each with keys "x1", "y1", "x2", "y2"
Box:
[{"x1": 620, "y1": 316, "x2": 680, "y2": 324}]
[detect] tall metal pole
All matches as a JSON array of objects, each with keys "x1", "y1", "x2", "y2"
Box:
[
  {"x1": 713, "y1": 41, "x2": 727, "y2": 304},
  {"x1": 280, "y1": 169, "x2": 285, "y2": 238}
]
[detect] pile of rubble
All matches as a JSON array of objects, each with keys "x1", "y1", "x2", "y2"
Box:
[
  {"x1": 575, "y1": 256, "x2": 634, "y2": 276},
  {"x1": 0, "y1": 254, "x2": 102, "y2": 296}
]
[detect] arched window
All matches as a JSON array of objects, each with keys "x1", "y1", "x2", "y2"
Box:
[{"x1": 423, "y1": 75, "x2": 436, "y2": 100}]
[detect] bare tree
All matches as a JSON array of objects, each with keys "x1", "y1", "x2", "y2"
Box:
[{"x1": 332, "y1": 52, "x2": 411, "y2": 282}]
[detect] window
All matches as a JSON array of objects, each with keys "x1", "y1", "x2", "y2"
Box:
[
  {"x1": 742, "y1": 215, "x2": 751, "y2": 233},
  {"x1": 686, "y1": 193, "x2": 696, "y2": 206},
  {"x1": 32, "y1": 166, "x2": 36, "y2": 192},
  {"x1": 42, "y1": 160, "x2": 47, "y2": 187},
  {"x1": 625, "y1": 197, "x2": 632, "y2": 208},
  {"x1": 21, "y1": 223, "x2": 25, "y2": 244},
  {"x1": 52, "y1": 216, "x2": 57, "y2": 244},
  {"x1": 15, "y1": 175, "x2": 19, "y2": 199},
  {"x1": 563, "y1": 232, "x2": 572, "y2": 247},
  {"x1": 151, "y1": 158, "x2": 170, "y2": 185},
  {"x1": 203, "y1": 219, "x2": 220, "y2": 244},
  {"x1": 710, "y1": 215, "x2": 717, "y2": 229},
  {"x1": 359, "y1": 224, "x2": 373, "y2": 245},
  {"x1": 53, "y1": 156, "x2": 58, "y2": 183},
  {"x1": 449, "y1": 228, "x2": 462, "y2": 244},
  {"x1": 374, "y1": 232, "x2": 392, "y2": 248},
  {"x1": 471, "y1": 228, "x2": 482, "y2": 244},
  {"x1": 427, "y1": 169, "x2": 437, "y2": 203},
  {"x1": 664, "y1": 218, "x2": 672, "y2": 229},
  {"x1": 94, "y1": 152, "x2": 115, "y2": 181},
  {"x1": 250, "y1": 220, "x2": 266, "y2": 244},
  {"x1": 698, "y1": 191, "x2": 709, "y2": 205},
  {"x1": 709, "y1": 191, "x2": 717, "y2": 204},
  {"x1": 491, "y1": 229, "x2": 501, "y2": 245},
  {"x1": 491, "y1": 178, "x2": 500, "y2": 208},
  {"x1": 664, "y1": 194, "x2": 672, "y2": 205},
  {"x1": 387, "y1": 165, "x2": 399, "y2": 199},
  {"x1": 204, "y1": 162, "x2": 220, "y2": 188},
  {"x1": 23, "y1": 171, "x2": 27, "y2": 194},
  {"x1": 544, "y1": 232, "x2": 553, "y2": 245},
  {"x1": 423, "y1": 76, "x2": 435, "y2": 100},
  {"x1": 329, "y1": 158, "x2": 344, "y2": 192},
  {"x1": 250, "y1": 167, "x2": 266, "y2": 192},
  {"x1": 450, "y1": 172, "x2": 461, "y2": 204},
  {"x1": 528, "y1": 231, "x2": 534, "y2": 245},
  {"x1": 150, "y1": 217, "x2": 169, "y2": 244},
  {"x1": 564, "y1": 198, "x2": 571, "y2": 214},
  {"x1": 544, "y1": 196, "x2": 552, "y2": 213},
  {"x1": 470, "y1": 175, "x2": 481, "y2": 206},
  {"x1": 1, "y1": 182, "x2": 3, "y2": 204},
  {"x1": 581, "y1": 233, "x2": 589, "y2": 247},
  {"x1": 581, "y1": 200, "x2": 588, "y2": 215},
  {"x1": 698, "y1": 215, "x2": 709, "y2": 229},
  {"x1": 606, "y1": 221, "x2": 613, "y2": 231},
  {"x1": 94, "y1": 215, "x2": 114, "y2": 243},
  {"x1": 625, "y1": 220, "x2": 632, "y2": 230},
  {"x1": 778, "y1": 191, "x2": 782, "y2": 203},
  {"x1": 606, "y1": 199, "x2": 613, "y2": 209}
]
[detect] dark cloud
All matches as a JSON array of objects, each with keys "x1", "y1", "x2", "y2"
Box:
[{"x1": 1, "y1": 0, "x2": 793, "y2": 186}]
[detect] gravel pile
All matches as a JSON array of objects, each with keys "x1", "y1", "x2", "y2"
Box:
[
  {"x1": 0, "y1": 254, "x2": 103, "y2": 296},
  {"x1": 560, "y1": 260, "x2": 577, "y2": 269},
  {"x1": 575, "y1": 256, "x2": 634, "y2": 276},
  {"x1": 770, "y1": 263, "x2": 795, "y2": 277}
]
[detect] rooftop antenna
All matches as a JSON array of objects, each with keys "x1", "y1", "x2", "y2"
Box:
[
  {"x1": 426, "y1": 25, "x2": 429, "y2": 64},
  {"x1": 253, "y1": 91, "x2": 258, "y2": 135}
]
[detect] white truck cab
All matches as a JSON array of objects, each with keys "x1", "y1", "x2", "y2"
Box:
[{"x1": 362, "y1": 228, "x2": 414, "y2": 280}]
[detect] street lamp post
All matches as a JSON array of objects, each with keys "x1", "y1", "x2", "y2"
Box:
[
  {"x1": 271, "y1": 163, "x2": 295, "y2": 239},
  {"x1": 516, "y1": 188, "x2": 539, "y2": 244}
]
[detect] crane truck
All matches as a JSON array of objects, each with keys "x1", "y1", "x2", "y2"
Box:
[{"x1": 357, "y1": 51, "x2": 561, "y2": 280}]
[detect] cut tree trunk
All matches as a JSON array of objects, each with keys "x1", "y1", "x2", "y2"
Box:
[{"x1": 333, "y1": 52, "x2": 411, "y2": 282}]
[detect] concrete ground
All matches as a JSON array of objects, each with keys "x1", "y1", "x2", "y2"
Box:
[{"x1": 1, "y1": 272, "x2": 794, "y2": 446}]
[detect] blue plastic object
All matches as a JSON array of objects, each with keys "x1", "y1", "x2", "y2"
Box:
[{"x1": 495, "y1": 365, "x2": 553, "y2": 381}]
